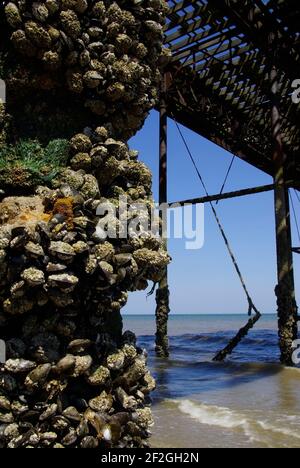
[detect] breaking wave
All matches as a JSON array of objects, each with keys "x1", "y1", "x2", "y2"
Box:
[{"x1": 171, "y1": 399, "x2": 300, "y2": 446}]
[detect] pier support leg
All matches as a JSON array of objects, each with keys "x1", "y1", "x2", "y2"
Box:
[
  {"x1": 155, "y1": 271, "x2": 170, "y2": 357},
  {"x1": 271, "y1": 66, "x2": 298, "y2": 366},
  {"x1": 155, "y1": 74, "x2": 170, "y2": 357}
]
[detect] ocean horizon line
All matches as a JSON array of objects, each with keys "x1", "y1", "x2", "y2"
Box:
[{"x1": 123, "y1": 312, "x2": 277, "y2": 317}]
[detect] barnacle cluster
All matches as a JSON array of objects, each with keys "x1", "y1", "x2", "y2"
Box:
[
  {"x1": 0, "y1": 0, "x2": 170, "y2": 449},
  {"x1": 1, "y1": 0, "x2": 169, "y2": 140}
]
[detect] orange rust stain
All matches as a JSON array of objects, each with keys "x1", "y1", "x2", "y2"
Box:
[
  {"x1": 19, "y1": 212, "x2": 51, "y2": 223},
  {"x1": 41, "y1": 213, "x2": 51, "y2": 222},
  {"x1": 6, "y1": 211, "x2": 51, "y2": 226},
  {"x1": 52, "y1": 197, "x2": 74, "y2": 230}
]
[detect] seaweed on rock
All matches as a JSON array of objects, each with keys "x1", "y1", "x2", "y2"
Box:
[
  {"x1": 0, "y1": 139, "x2": 70, "y2": 192},
  {"x1": 0, "y1": 0, "x2": 170, "y2": 449}
]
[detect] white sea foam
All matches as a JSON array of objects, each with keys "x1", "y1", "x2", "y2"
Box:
[
  {"x1": 256, "y1": 420, "x2": 300, "y2": 440},
  {"x1": 172, "y1": 399, "x2": 300, "y2": 446},
  {"x1": 176, "y1": 400, "x2": 250, "y2": 430}
]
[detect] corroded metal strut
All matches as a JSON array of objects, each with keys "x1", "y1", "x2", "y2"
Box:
[{"x1": 168, "y1": 181, "x2": 298, "y2": 208}]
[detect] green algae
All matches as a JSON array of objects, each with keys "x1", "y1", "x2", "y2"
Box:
[{"x1": 0, "y1": 138, "x2": 70, "y2": 192}]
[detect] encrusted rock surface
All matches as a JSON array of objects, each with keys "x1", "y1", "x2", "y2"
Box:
[
  {"x1": 0, "y1": 0, "x2": 170, "y2": 142},
  {"x1": 0, "y1": 0, "x2": 170, "y2": 449}
]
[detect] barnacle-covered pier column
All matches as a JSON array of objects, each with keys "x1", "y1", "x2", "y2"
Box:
[
  {"x1": 271, "y1": 64, "x2": 298, "y2": 366},
  {"x1": 155, "y1": 73, "x2": 170, "y2": 358},
  {"x1": 0, "y1": 0, "x2": 169, "y2": 448}
]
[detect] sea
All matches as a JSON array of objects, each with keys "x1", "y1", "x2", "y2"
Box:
[{"x1": 123, "y1": 314, "x2": 300, "y2": 449}]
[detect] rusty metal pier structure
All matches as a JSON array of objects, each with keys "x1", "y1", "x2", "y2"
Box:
[{"x1": 155, "y1": 0, "x2": 300, "y2": 365}]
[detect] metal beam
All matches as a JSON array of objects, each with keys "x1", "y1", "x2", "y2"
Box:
[
  {"x1": 210, "y1": 0, "x2": 300, "y2": 81},
  {"x1": 162, "y1": 2, "x2": 300, "y2": 188},
  {"x1": 167, "y1": 183, "x2": 290, "y2": 208}
]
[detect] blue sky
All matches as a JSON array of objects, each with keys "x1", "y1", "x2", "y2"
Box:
[{"x1": 123, "y1": 110, "x2": 300, "y2": 315}]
